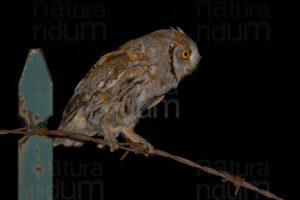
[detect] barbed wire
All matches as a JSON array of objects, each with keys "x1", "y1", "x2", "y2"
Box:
[{"x1": 0, "y1": 112, "x2": 284, "y2": 200}]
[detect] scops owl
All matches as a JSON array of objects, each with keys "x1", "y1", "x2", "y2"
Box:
[{"x1": 54, "y1": 27, "x2": 201, "y2": 153}]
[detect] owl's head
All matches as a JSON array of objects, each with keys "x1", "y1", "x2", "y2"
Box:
[{"x1": 168, "y1": 27, "x2": 201, "y2": 81}]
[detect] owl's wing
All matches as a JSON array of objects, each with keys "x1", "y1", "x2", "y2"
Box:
[{"x1": 59, "y1": 49, "x2": 146, "y2": 128}]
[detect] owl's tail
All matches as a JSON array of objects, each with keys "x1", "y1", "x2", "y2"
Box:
[
  {"x1": 53, "y1": 124, "x2": 85, "y2": 147},
  {"x1": 53, "y1": 137, "x2": 84, "y2": 147}
]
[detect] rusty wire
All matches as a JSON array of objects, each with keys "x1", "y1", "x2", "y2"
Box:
[{"x1": 0, "y1": 113, "x2": 284, "y2": 200}]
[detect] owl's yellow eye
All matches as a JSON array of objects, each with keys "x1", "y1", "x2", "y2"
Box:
[{"x1": 181, "y1": 49, "x2": 190, "y2": 60}]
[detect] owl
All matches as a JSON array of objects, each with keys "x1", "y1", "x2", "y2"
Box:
[{"x1": 54, "y1": 27, "x2": 201, "y2": 153}]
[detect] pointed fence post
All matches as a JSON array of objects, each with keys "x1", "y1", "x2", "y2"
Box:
[{"x1": 18, "y1": 49, "x2": 53, "y2": 200}]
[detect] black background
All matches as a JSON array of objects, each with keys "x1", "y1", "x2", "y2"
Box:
[{"x1": 0, "y1": 0, "x2": 289, "y2": 200}]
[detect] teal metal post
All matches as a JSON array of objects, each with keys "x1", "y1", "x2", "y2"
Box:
[{"x1": 18, "y1": 49, "x2": 53, "y2": 200}]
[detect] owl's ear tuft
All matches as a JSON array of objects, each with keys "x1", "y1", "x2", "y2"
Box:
[
  {"x1": 170, "y1": 27, "x2": 185, "y2": 34},
  {"x1": 176, "y1": 27, "x2": 185, "y2": 34},
  {"x1": 170, "y1": 27, "x2": 176, "y2": 31}
]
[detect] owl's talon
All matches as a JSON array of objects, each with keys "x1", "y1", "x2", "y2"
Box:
[
  {"x1": 97, "y1": 143, "x2": 105, "y2": 149},
  {"x1": 113, "y1": 140, "x2": 120, "y2": 151},
  {"x1": 108, "y1": 140, "x2": 119, "y2": 152},
  {"x1": 139, "y1": 138, "x2": 154, "y2": 155},
  {"x1": 105, "y1": 134, "x2": 119, "y2": 152}
]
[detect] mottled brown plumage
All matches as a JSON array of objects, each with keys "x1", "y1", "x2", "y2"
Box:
[{"x1": 54, "y1": 27, "x2": 201, "y2": 152}]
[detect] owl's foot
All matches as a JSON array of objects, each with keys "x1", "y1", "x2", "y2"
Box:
[
  {"x1": 138, "y1": 138, "x2": 154, "y2": 156},
  {"x1": 104, "y1": 132, "x2": 119, "y2": 152},
  {"x1": 121, "y1": 127, "x2": 154, "y2": 155}
]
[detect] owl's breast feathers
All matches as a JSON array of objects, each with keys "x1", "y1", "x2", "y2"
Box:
[{"x1": 59, "y1": 42, "x2": 171, "y2": 130}]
